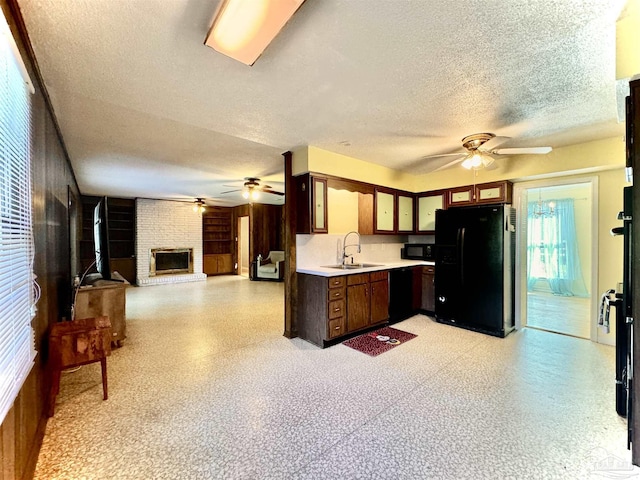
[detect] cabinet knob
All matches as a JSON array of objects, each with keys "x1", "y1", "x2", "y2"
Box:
[
  {"x1": 334, "y1": 326, "x2": 340, "y2": 330},
  {"x1": 334, "y1": 308, "x2": 340, "y2": 312}
]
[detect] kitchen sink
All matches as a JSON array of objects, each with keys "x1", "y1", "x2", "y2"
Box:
[{"x1": 321, "y1": 263, "x2": 383, "y2": 270}]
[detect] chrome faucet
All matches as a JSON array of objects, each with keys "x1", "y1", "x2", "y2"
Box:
[{"x1": 342, "y1": 231, "x2": 361, "y2": 265}]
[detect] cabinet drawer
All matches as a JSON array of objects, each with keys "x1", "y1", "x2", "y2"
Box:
[
  {"x1": 328, "y1": 276, "x2": 346, "y2": 289},
  {"x1": 347, "y1": 273, "x2": 370, "y2": 285},
  {"x1": 328, "y1": 317, "x2": 346, "y2": 339},
  {"x1": 328, "y1": 299, "x2": 345, "y2": 319},
  {"x1": 422, "y1": 266, "x2": 435, "y2": 274},
  {"x1": 328, "y1": 287, "x2": 345, "y2": 301},
  {"x1": 369, "y1": 270, "x2": 388, "y2": 282}
]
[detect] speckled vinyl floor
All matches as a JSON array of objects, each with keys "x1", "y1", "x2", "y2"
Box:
[{"x1": 35, "y1": 276, "x2": 638, "y2": 479}]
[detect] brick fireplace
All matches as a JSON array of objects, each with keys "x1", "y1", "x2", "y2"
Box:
[{"x1": 135, "y1": 199, "x2": 206, "y2": 286}]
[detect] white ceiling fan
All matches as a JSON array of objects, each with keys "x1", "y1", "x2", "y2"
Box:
[{"x1": 425, "y1": 133, "x2": 552, "y2": 171}]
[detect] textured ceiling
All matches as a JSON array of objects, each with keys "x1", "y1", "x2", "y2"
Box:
[{"x1": 16, "y1": 0, "x2": 626, "y2": 206}]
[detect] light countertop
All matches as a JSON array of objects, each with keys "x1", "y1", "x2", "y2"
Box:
[{"x1": 297, "y1": 260, "x2": 435, "y2": 277}]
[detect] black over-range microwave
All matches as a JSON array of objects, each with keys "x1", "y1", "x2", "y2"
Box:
[{"x1": 401, "y1": 243, "x2": 436, "y2": 261}]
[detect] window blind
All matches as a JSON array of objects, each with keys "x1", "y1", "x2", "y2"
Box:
[{"x1": 0, "y1": 11, "x2": 36, "y2": 425}]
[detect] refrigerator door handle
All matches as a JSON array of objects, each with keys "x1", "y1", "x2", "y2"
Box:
[{"x1": 457, "y1": 227, "x2": 466, "y2": 287}]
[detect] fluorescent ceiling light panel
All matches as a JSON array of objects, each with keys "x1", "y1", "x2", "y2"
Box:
[{"x1": 205, "y1": 0, "x2": 305, "y2": 66}]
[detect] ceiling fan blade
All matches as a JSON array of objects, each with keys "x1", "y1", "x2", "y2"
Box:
[
  {"x1": 421, "y1": 152, "x2": 467, "y2": 160},
  {"x1": 430, "y1": 154, "x2": 469, "y2": 172},
  {"x1": 479, "y1": 135, "x2": 510, "y2": 151},
  {"x1": 262, "y1": 188, "x2": 285, "y2": 196},
  {"x1": 491, "y1": 147, "x2": 552, "y2": 155},
  {"x1": 220, "y1": 189, "x2": 241, "y2": 195}
]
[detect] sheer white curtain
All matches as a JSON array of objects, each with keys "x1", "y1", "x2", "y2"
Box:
[{"x1": 527, "y1": 198, "x2": 588, "y2": 297}]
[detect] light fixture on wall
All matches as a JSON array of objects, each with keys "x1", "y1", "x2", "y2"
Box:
[
  {"x1": 204, "y1": 0, "x2": 306, "y2": 66},
  {"x1": 461, "y1": 151, "x2": 494, "y2": 170},
  {"x1": 532, "y1": 189, "x2": 555, "y2": 218},
  {"x1": 193, "y1": 198, "x2": 206, "y2": 213}
]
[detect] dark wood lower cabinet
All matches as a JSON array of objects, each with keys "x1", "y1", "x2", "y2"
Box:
[
  {"x1": 298, "y1": 270, "x2": 389, "y2": 348},
  {"x1": 203, "y1": 253, "x2": 233, "y2": 275},
  {"x1": 421, "y1": 266, "x2": 435, "y2": 313},
  {"x1": 370, "y1": 274, "x2": 389, "y2": 324},
  {"x1": 347, "y1": 281, "x2": 370, "y2": 332}
]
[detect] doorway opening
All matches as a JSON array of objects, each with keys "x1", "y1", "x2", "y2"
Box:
[
  {"x1": 237, "y1": 216, "x2": 249, "y2": 277},
  {"x1": 515, "y1": 178, "x2": 598, "y2": 340}
]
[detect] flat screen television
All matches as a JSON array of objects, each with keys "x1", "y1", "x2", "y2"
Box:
[{"x1": 93, "y1": 196, "x2": 113, "y2": 280}]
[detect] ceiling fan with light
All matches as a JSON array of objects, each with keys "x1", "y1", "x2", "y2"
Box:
[
  {"x1": 424, "y1": 133, "x2": 552, "y2": 171},
  {"x1": 220, "y1": 177, "x2": 285, "y2": 201}
]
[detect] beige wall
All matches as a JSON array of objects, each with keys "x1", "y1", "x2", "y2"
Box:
[
  {"x1": 293, "y1": 146, "x2": 415, "y2": 191},
  {"x1": 327, "y1": 187, "x2": 359, "y2": 234}
]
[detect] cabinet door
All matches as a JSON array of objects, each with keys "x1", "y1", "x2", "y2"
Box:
[
  {"x1": 475, "y1": 181, "x2": 513, "y2": 205},
  {"x1": 218, "y1": 254, "x2": 233, "y2": 273},
  {"x1": 375, "y1": 190, "x2": 395, "y2": 233},
  {"x1": 397, "y1": 194, "x2": 414, "y2": 233},
  {"x1": 358, "y1": 192, "x2": 374, "y2": 235},
  {"x1": 448, "y1": 185, "x2": 475, "y2": 206},
  {"x1": 417, "y1": 193, "x2": 444, "y2": 233},
  {"x1": 421, "y1": 266, "x2": 435, "y2": 312},
  {"x1": 347, "y1": 284, "x2": 370, "y2": 332},
  {"x1": 312, "y1": 177, "x2": 328, "y2": 233},
  {"x1": 370, "y1": 279, "x2": 389, "y2": 324},
  {"x1": 203, "y1": 255, "x2": 218, "y2": 274}
]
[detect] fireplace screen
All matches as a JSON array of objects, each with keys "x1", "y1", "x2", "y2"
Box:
[{"x1": 150, "y1": 248, "x2": 193, "y2": 276}]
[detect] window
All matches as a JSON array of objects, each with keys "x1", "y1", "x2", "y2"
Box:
[
  {"x1": 526, "y1": 197, "x2": 588, "y2": 297},
  {"x1": 0, "y1": 10, "x2": 37, "y2": 424}
]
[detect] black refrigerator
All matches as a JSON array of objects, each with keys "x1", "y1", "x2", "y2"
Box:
[{"x1": 435, "y1": 204, "x2": 515, "y2": 337}]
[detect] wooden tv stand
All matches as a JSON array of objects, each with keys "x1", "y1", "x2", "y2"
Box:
[{"x1": 75, "y1": 271, "x2": 129, "y2": 347}]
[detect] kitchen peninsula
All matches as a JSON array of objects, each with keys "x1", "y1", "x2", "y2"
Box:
[{"x1": 296, "y1": 260, "x2": 434, "y2": 347}]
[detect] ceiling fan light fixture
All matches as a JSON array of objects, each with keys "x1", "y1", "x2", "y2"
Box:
[
  {"x1": 193, "y1": 198, "x2": 206, "y2": 213},
  {"x1": 250, "y1": 189, "x2": 260, "y2": 200},
  {"x1": 204, "y1": 0, "x2": 306, "y2": 66},
  {"x1": 242, "y1": 190, "x2": 250, "y2": 199},
  {"x1": 461, "y1": 151, "x2": 494, "y2": 170}
]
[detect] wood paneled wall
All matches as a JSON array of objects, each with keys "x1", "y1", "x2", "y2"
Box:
[
  {"x1": 250, "y1": 204, "x2": 284, "y2": 262},
  {"x1": 0, "y1": 2, "x2": 80, "y2": 479},
  {"x1": 231, "y1": 203, "x2": 283, "y2": 271}
]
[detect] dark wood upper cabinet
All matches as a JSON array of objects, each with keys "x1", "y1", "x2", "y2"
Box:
[
  {"x1": 296, "y1": 172, "x2": 511, "y2": 235},
  {"x1": 396, "y1": 191, "x2": 415, "y2": 234},
  {"x1": 447, "y1": 185, "x2": 476, "y2": 207},
  {"x1": 475, "y1": 180, "x2": 513, "y2": 205},
  {"x1": 296, "y1": 174, "x2": 328, "y2": 234},
  {"x1": 447, "y1": 181, "x2": 513, "y2": 208},
  {"x1": 374, "y1": 188, "x2": 396, "y2": 234},
  {"x1": 416, "y1": 190, "x2": 447, "y2": 233}
]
